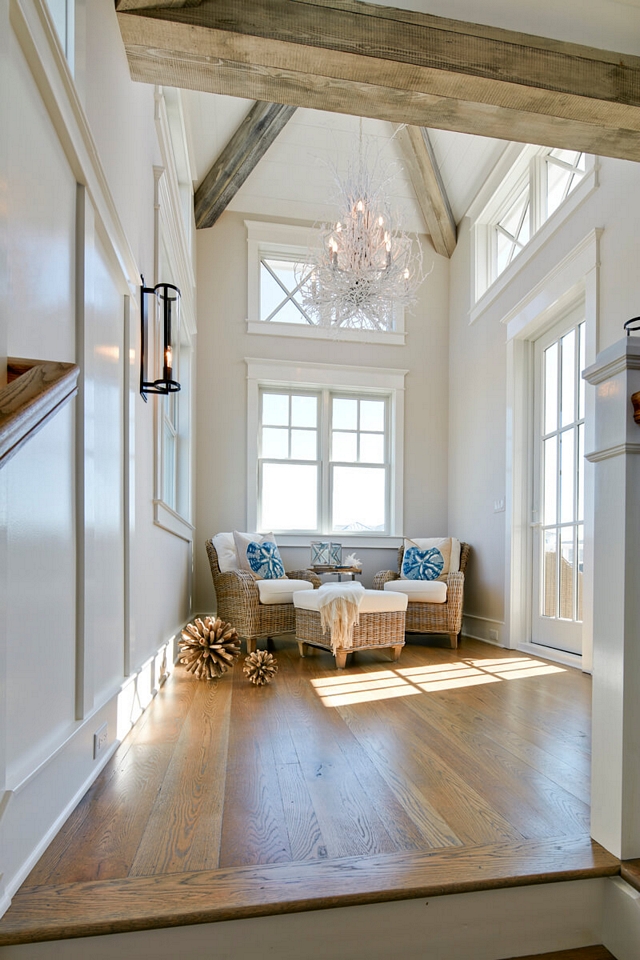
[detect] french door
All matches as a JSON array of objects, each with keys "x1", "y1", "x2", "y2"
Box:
[{"x1": 531, "y1": 307, "x2": 586, "y2": 655}]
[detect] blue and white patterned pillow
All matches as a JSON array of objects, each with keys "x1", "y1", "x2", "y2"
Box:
[
  {"x1": 401, "y1": 546, "x2": 444, "y2": 581},
  {"x1": 233, "y1": 531, "x2": 287, "y2": 580},
  {"x1": 246, "y1": 540, "x2": 285, "y2": 580}
]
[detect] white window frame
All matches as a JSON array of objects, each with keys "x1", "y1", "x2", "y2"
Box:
[
  {"x1": 469, "y1": 144, "x2": 598, "y2": 324},
  {"x1": 502, "y1": 228, "x2": 600, "y2": 672},
  {"x1": 43, "y1": 0, "x2": 74, "y2": 71},
  {"x1": 245, "y1": 220, "x2": 406, "y2": 346},
  {"x1": 257, "y1": 387, "x2": 391, "y2": 537},
  {"x1": 246, "y1": 358, "x2": 407, "y2": 547},
  {"x1": 152, "y1": 90, "x2": 196, "y2": 543}
]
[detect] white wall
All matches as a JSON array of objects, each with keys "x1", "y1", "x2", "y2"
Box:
[
  {"x1": 194, "y1": 212, "x2": 450, "y2": 610},
  {"x1": 447, "y1": 155, "x2": 640, "y2": 645},
  {"x1": 0, "y1": 0, "x2": 193, "y2": 916}
]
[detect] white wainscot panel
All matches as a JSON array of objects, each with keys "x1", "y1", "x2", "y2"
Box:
[
  {"x1": 90, "y1": 231, "x2": 125, "y2": 704},
  {"x1": 7, "y1": 25, "x2": 75, "y2": 362},
  {"x1": 5, "y1": 406, "x2": 76, "y2": 787}
]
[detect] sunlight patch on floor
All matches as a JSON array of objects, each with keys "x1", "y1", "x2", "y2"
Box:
[{"x1": 310, "y1": 656, "x2": 566, "y2": 706}]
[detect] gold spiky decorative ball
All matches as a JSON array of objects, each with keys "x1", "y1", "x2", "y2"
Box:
[
  {"x1": 179, "y1": 617, "x2": 241, "y2": 681},
  {"x1": 243, "y1": 650, "x2": 279, "y2": 686}
]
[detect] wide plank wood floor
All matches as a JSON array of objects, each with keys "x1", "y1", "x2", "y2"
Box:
[{"x1": 0, "y1": 636, "x2": 620, "y2": 946}]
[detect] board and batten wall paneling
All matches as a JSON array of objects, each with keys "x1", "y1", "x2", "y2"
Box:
[
  {"x1": 5, "y1": 15, "x2": 78, "y2": 785},
  {"x1": 7, "y1": 24, "x2": 76, "y2": 364},
  {"x1": 194, "y1": 211, "x2": 450, "y2": 612},
  {"x1": 0, "y1": 0, "x2": 194, "y2": 918}
]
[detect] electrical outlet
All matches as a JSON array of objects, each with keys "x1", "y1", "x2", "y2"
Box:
[
  {"x1": 493, "y1": 497, "x2": 505, "y2": 513},
  {"x1": 489, "y1": 629, "x2": 499, "y2": 643},
  {"x1": 93, "y1": 723, "x2": 108, "y2": 759}
]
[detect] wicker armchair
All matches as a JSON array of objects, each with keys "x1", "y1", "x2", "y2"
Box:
[
  {"x1": 373, "y1": 542, "x2": 470, "y2": 648},
  {"x1": 205, "y1": 540, "x2": 321, "y2": 652}
]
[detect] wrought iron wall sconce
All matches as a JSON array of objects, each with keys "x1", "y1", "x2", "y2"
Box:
[
  {"x1": 140, "y1": 278, "x2": 181, "y2": 401},
  {"x1": 624, "y1": 317, "x2": 640, "y2": 425}
]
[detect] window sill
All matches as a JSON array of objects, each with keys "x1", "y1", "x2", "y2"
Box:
[
  {"x1": 470, "y1": 162, "x2": 598, "y2": 326},
  {"x1": 153, "y1": 500, "x2": 194, "y2": 542},
  {"x1": 247, "y1": 320, "x2": 406, "y2": 346},
  {"x1": 276, "y1": 535, "x2": 403, "y2": 549}
]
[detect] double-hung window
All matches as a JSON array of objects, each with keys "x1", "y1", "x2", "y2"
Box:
[{"x1": 258, "y1": 388, "x2": 390, "y2": 535}]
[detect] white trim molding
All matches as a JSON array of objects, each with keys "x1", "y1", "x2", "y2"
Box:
[
  {"x1": 152, "y1": 91, "x2": 196, "y2": 540},
  {"x1": 153, "y1": 499, "x2": 195, "y2": 541},
  {"x1": 246, "y1": 320, "x2": 406, "y2": 346},
  {"x1": 245, "y1": 220, "x2": 406, "y2": 345},
  {"x1": 10, "y1": 0, "x2": 140, "y2": 292},
  {"x1": 503, "y1": 230, "x2": 600, "y2": 671},
  {"x1": 245, "y1": 358, "x2": 407, "y2": 539},
  {"x1": 470, "y1": 151, "x2": 598, "y2": 325},
  {"x1": 585, "y1": 335, "x2": 640, "y2": 859}
]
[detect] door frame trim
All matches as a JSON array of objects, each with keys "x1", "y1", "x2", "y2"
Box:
[{"x1": 503, "y1": 228, "x2": 601, "y2": 671}]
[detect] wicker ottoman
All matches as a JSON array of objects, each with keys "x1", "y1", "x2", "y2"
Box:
[{"x1": 293, "y1": 589, "x2": 408, "y2": 668}]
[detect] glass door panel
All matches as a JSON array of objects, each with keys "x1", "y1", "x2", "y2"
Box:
[{"x1": 532, "y1": 308, "x2": 585, "y2": 654}]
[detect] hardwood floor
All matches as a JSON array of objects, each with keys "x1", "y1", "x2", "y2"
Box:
[{"x1": 0, "y1": 636, "x2": 620, "y2": 946}]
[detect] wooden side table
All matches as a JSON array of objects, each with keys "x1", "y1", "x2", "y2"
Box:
[{"x1": 311, "y1": 565, "x2": 363, "y2": 582}]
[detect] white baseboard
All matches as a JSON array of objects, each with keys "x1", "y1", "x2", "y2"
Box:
[
  {"x1": 603, "y1": 877, "x2": 640, "y2": 960},
  {"x1": 0, "y1": 892, "x2": 11, "y2": 923},
  {"x1": 462, "y1": 614, "x2": 506, "y2": 647},
  {"x1": 0, "y1": 638, "x2": 175, "y2": 922},
  {"x1": 1, "y1": 739, "x2": 120, "y2": 907}
]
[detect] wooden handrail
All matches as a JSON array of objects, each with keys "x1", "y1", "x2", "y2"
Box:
[{"x1": 0, "y1": 358, "x2": 80, "y2": 468}]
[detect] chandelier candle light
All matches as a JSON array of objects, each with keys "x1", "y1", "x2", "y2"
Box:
[{"x1": 299, "y1": 123, "x2": 424, "y2": 331}]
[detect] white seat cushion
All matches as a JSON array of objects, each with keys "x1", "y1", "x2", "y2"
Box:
[
  {"x1": 294, "y1": 588, "x2": 407, "y2": 613},
  {"x1": 384, "y1": 580, "x2": 447, "y2": 603},
  {"x1": 257, "y1": 579, "x2": 314, "y2": 605}
]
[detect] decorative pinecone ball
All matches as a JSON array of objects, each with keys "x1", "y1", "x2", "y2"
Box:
[
  {"x1": 179, "y1": 617, "x2": 240, "y2": 681},
  {"x1": 243, "y1": 650, "x2": 278, "y2": 686}
]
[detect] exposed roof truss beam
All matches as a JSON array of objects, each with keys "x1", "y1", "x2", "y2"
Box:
[
  {"x1": 395, "y1": 125, "x2": 456, "y2": 258},
  {"x1": 194, "y1": 100, "x2": 296, "y2": 229},
  {"x1": 115, "y1": 0, "x2": 640, "y2": 162},
  {"x1": 116, "y1": 0, "x2": 201, "y2": 10}
]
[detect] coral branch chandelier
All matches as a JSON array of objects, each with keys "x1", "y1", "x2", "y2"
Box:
[{"x1": 299, "y1": 123, "x2": 423, "y2": 332}]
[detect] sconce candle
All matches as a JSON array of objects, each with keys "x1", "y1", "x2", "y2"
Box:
[{"x1": 140, "y1": 279, "x2": 181, "y2": 400}]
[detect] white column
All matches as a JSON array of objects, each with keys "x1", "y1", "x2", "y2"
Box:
[{"x1": 585, "y1": 335, "x2": 640, "y2": 859}]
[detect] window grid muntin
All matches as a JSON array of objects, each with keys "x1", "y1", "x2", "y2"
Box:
[
  {"x1": 330, "y1": 396, "x2": 386, "y2": 464},
  {"x1": 329, "y1": 395, "x2": 389, "y2": 534},
  {"x1": 544, "y1": 150, "x2": 586, "y2": 220},
  {"x1": 258, "y1": 387, "x2": 390, "y2": 535},
  {"x1": 260, "y1": 256, "x2": 315, "y2": 325},
  {"x1": 541, "y1": 320, "x2": 586, "y2": 623},
  {"x1": 476, "y1": 148, "x2": 592, "y2": 298}
]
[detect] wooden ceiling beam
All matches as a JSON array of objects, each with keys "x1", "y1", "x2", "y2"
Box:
[
  {"x1": 115, "y1": 0, "x2": 202, "y2": 11},
  {"x1": 395, "y1": 126, "x2": 456, "y2": 258},
  {"x1": 115, "y1": 0, "x2": 640, "y2": 162},
  {"x1": 194, "y1": 100, "x2": 296, "y2": 229}
]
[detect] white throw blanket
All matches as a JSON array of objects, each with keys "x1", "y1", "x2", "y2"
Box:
[{"x1": 316, "y1": 582, "x2": 366, "y2": 655}]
